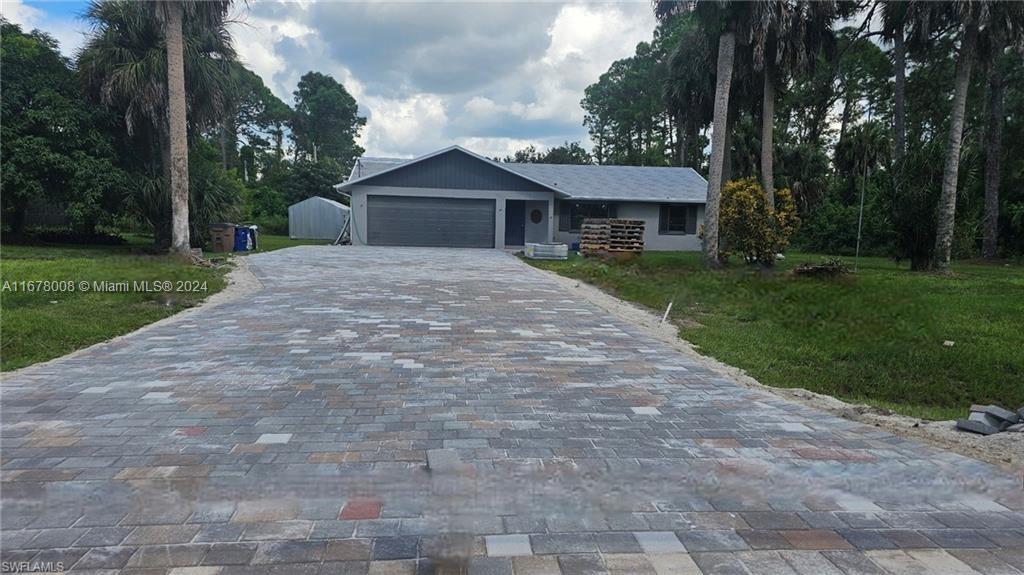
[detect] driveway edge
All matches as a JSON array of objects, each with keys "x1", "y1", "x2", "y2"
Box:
[
  {"x1": 522, "y1": 257, "x2": 1022, "y2": 472},
  {"x1": 1, "y1": 256, "x2": 263, "y2": 378}
]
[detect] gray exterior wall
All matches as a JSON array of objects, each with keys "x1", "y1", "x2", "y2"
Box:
[
  {"x1": 348, "y1": 185, "x2": 556, "y2": 249},
  {"x1": 363, "y1": 150, "x2": 552, "y2": 192},
  {"x1": 553, "y1": 201, "x2": 704, "y2": 251},
  {"x1": 288, "y1": 197, "x2": 350, "y2": 240},
  {"x1": 524, "y1": 200, "x2": 549, "y2": 244}
]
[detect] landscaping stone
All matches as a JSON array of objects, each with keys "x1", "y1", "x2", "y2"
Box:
[
  {"x1": 956, "y1": 419, "x2": 1000, "y2": 435},
  {"x1": 968, "y1": 411, "x2": 1006, "y2": 430},
  {"x1": 957, "y1": 404, "x2": 1021, "y2": 435},
  {"x1": 970, "y1": 405, "x2": 1020, "y2": 425}
]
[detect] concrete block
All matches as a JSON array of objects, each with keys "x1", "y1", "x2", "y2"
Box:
[
  {"x1": 956, "y1": 419, "x2": 999, "y2": 436},
  {"x1": 967, "y1": 412, "x2": 1007, "y2": 430},
  {"x1": 970, "y1": 404, "x2": 1020, "y2": 425},
  {"x1": 1005, "y1": 423, "x2": 1024, "y2": 433}
]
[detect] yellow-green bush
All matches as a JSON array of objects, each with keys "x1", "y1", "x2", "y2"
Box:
[{"x1": 720, "y1": 178, "x2": 800, "y2": 265}]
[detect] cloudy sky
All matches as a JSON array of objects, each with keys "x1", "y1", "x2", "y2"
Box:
[{"x1": 4, "y1": 0, "x2": 657, "y2": 158}]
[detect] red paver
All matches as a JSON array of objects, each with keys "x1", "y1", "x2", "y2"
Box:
[{"x1": 339, "y1": 499, "x2": 382, "y2": 520}]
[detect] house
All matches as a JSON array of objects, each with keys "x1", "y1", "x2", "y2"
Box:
[
  {"x1": 288, "y1": 196, "x2": 351, "y2": 240},
  {"x1": 334, "y1": 145, "x2": 707, "y2": 250}
]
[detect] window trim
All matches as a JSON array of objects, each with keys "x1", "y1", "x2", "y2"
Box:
[
  {"x1": 559, "y1": 201, "x2": 615, "y2": 233},
  {"x1": 659, "y1": 203, "x2": 697, "y2": 236}
]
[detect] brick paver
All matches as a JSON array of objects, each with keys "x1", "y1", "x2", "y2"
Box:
[{"x1": 2, "y1": 246, "x2": 1022, "y2": 573}]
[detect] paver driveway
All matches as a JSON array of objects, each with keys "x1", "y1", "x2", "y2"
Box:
[{"x1": 2, "y1": 246, "x2": 1022, "y2": 574}]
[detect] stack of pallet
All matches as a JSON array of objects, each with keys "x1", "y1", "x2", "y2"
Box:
[
  {"x1": 608, "y1": 219, "x2": 645, "y2": 253},
  {"x1": 579, "y1": 219, "x2": 610, "y2": 254},
  {"x1": 580, "y1": 218, "x2": 645, "y2": 255}
]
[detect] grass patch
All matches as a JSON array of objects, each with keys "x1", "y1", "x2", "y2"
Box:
[
  {"x1": 1, "y1": 240, "x2": 227, "y2": 371},
  {"x1": 253, "y1": 234, "x2": 328, "y2": 252},
  {"x1": 527, "y1": 251, "x2": 1024, "y2": 420}
]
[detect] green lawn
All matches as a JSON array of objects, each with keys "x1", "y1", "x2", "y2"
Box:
[
  {"x1": 253, "y1": 234, "x2": 328, "y2": 252},
  {"x1": 1, "y1": 240, "x2": 227, "y2": 371},
  {"x1": 526, "y1": 251, "x2": 1024, "y2": 420}
]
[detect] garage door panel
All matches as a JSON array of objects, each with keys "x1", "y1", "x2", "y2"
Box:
[{"x1": 367, "y1": 195, "x2": 495, "y2": 248}]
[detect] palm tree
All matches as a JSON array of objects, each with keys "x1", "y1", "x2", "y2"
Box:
[
  {"x1": 79, "y1": 0, "x2": 233, "y2": 247},
  {"x1": 933, "y1": 13, "x2": 977, "y2": 270},
  {"x1": 979, "y1": 2, "x2": 1024, "y2": 259},
  {"x1": 933, "y1": 1, "x2": 1019, "y2": 268},
  {"x1": 656, "y1": 0, "x2": 753, "y2": 268},
  {"x1": 751, "y1": 1, "x2": 837, "y2": 208},
  {"x1": 162, "y1": 1, "x2": 189, "y2": 254},
  {"x1": 880, "y1": 1, "x2": 911, "y2": 164}
]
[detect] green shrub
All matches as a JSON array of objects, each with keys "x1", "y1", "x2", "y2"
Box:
[{"x1": 719, "y1": 178, "x2": 800, "y2": 266}]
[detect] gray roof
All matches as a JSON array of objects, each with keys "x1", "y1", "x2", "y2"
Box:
[
  {"x1": 290, "y1": 196, "x2": 350, "y2": 211},
  {"x1": 502, "y1": 162, "x2": 706, "y2": 203},
  {"x1": 348, "y1": 157, "x2": 408, "y2": 180},
  {"x1": 339, "y1": 145, "x2": 707, "y2": 204}
]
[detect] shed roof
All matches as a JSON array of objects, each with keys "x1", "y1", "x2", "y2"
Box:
[
  {"x1": 290, "y1": 196, "x2": 350, "y2": 210},
  {"x1": 338, "y1": 145, "x2": 707, "y2": 204}
]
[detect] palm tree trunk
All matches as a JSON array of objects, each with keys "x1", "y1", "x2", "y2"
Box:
[
  {"x1": 839, "y1": 90, "x2": 853, "y2": 145},
  {"x1": 982, "y1": 40, "x2": 1005, "y2": 260},
  {"x1": 166, "y1": 1, "x2": 190, "y2": 254},
  {"x1": 704, "y1": 30, "x2": 736, "y2": 269},
  {"x1": 761, "y1": 63, "x2": 775, "y2": 207},
  {"x1": 893, "y1": 27, "x2": 907, "y2": 164},
  {"x1": 934, "y1": 21, "x2": 978, "y2": 271},
  {"x1": 677, "y1": 119, "x2": 687, "y2": 167},
  {"x1": 722, "y1": 100, "x2": 736, "y2": 187}
]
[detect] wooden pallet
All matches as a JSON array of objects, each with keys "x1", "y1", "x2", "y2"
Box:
[{"x1": 581, "y1": 218, "x2": 645, "y2": 255}]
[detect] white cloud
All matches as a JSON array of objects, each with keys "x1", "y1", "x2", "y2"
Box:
[
  {"x1": 360, "y1": 93, "x2": 449, "y2": 158},
  {"x1": 19, "y1": 1, "x2": 658, "y2": 159},
  {"x1": 456, "y1": 137, "x2": 550, "y2": 161},
  {"x1": 2, "y1": 0, "x2": 87, "y2": 55},
  {"x1": 1, "y1": 0, "x2": 43, "y2": 27}
]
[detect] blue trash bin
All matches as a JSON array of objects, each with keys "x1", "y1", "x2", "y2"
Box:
[{"x1": 233, "y1": 227, "x2": 249, "y2": 251}]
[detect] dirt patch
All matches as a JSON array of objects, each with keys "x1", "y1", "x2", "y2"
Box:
[{"x1": 532, "y1": 265, "x2": 1023, "y2": 472}]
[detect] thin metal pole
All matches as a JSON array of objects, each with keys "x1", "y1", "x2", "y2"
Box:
[{"x1": 854, "y1": 161, "x2": 867, "y2": 272}]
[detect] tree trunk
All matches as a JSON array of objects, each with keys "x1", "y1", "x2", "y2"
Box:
[
  {"x1": 722, "y1": 100, "x2": 736, "y2": 187},
  {"x1": 893, "y1": 27, "x2": 907, "y2": 164},
  {"x1": 934, "y1": 21, "x2": 977, "y2": 271},
  {"x1": 678, "y1": 122, "x2": 688, "y2": 168},
  {"x1": 982, "y1": 40, "x2": 1005, "y2": 260},
  {"x1": 220, "y1": 122, "x2": 229, "y2": 171},
  {"x1": 166, "y1": 1, "x2": 190, "y2": 254},
  {"x1": 838, "y1": 90, "x2": 853, "y2": 145},
  {"x1": 761, "y1": 63, "x2": 775, "y2": 207},
  {"x1": 219, "y1": 115, "x2": 237, "y2": 171},
  {"x1": 704, "y1": 31, "x2": 736, "y2": 269}
]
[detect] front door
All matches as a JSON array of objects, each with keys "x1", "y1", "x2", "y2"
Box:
[{"x1": 504, "y1": 200, "x2": 526, "y2": 246}]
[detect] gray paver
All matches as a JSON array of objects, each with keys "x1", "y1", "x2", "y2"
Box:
[
  {"x1": 485, "y1": 534, "x2": 532, "y2": 557},
  {"x1": 3, "y1": 246, "x2": 1023, "y2": 571}
]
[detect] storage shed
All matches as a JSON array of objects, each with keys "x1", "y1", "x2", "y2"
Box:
[{"x1": 288, "y1": 196, "x2": 350, "y2": 240}]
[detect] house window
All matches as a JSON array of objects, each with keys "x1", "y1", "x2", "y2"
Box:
[
  {"x1": 558, "y1": 201, "x2": 616, "y2": 232},
  {"x1": 659, "y1": 204, "x2": 697, "y2": 235}
]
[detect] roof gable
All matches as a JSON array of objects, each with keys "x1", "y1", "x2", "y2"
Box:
[{"x1": 339, "y1": 146, "x2": 561, "y2": 194}]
